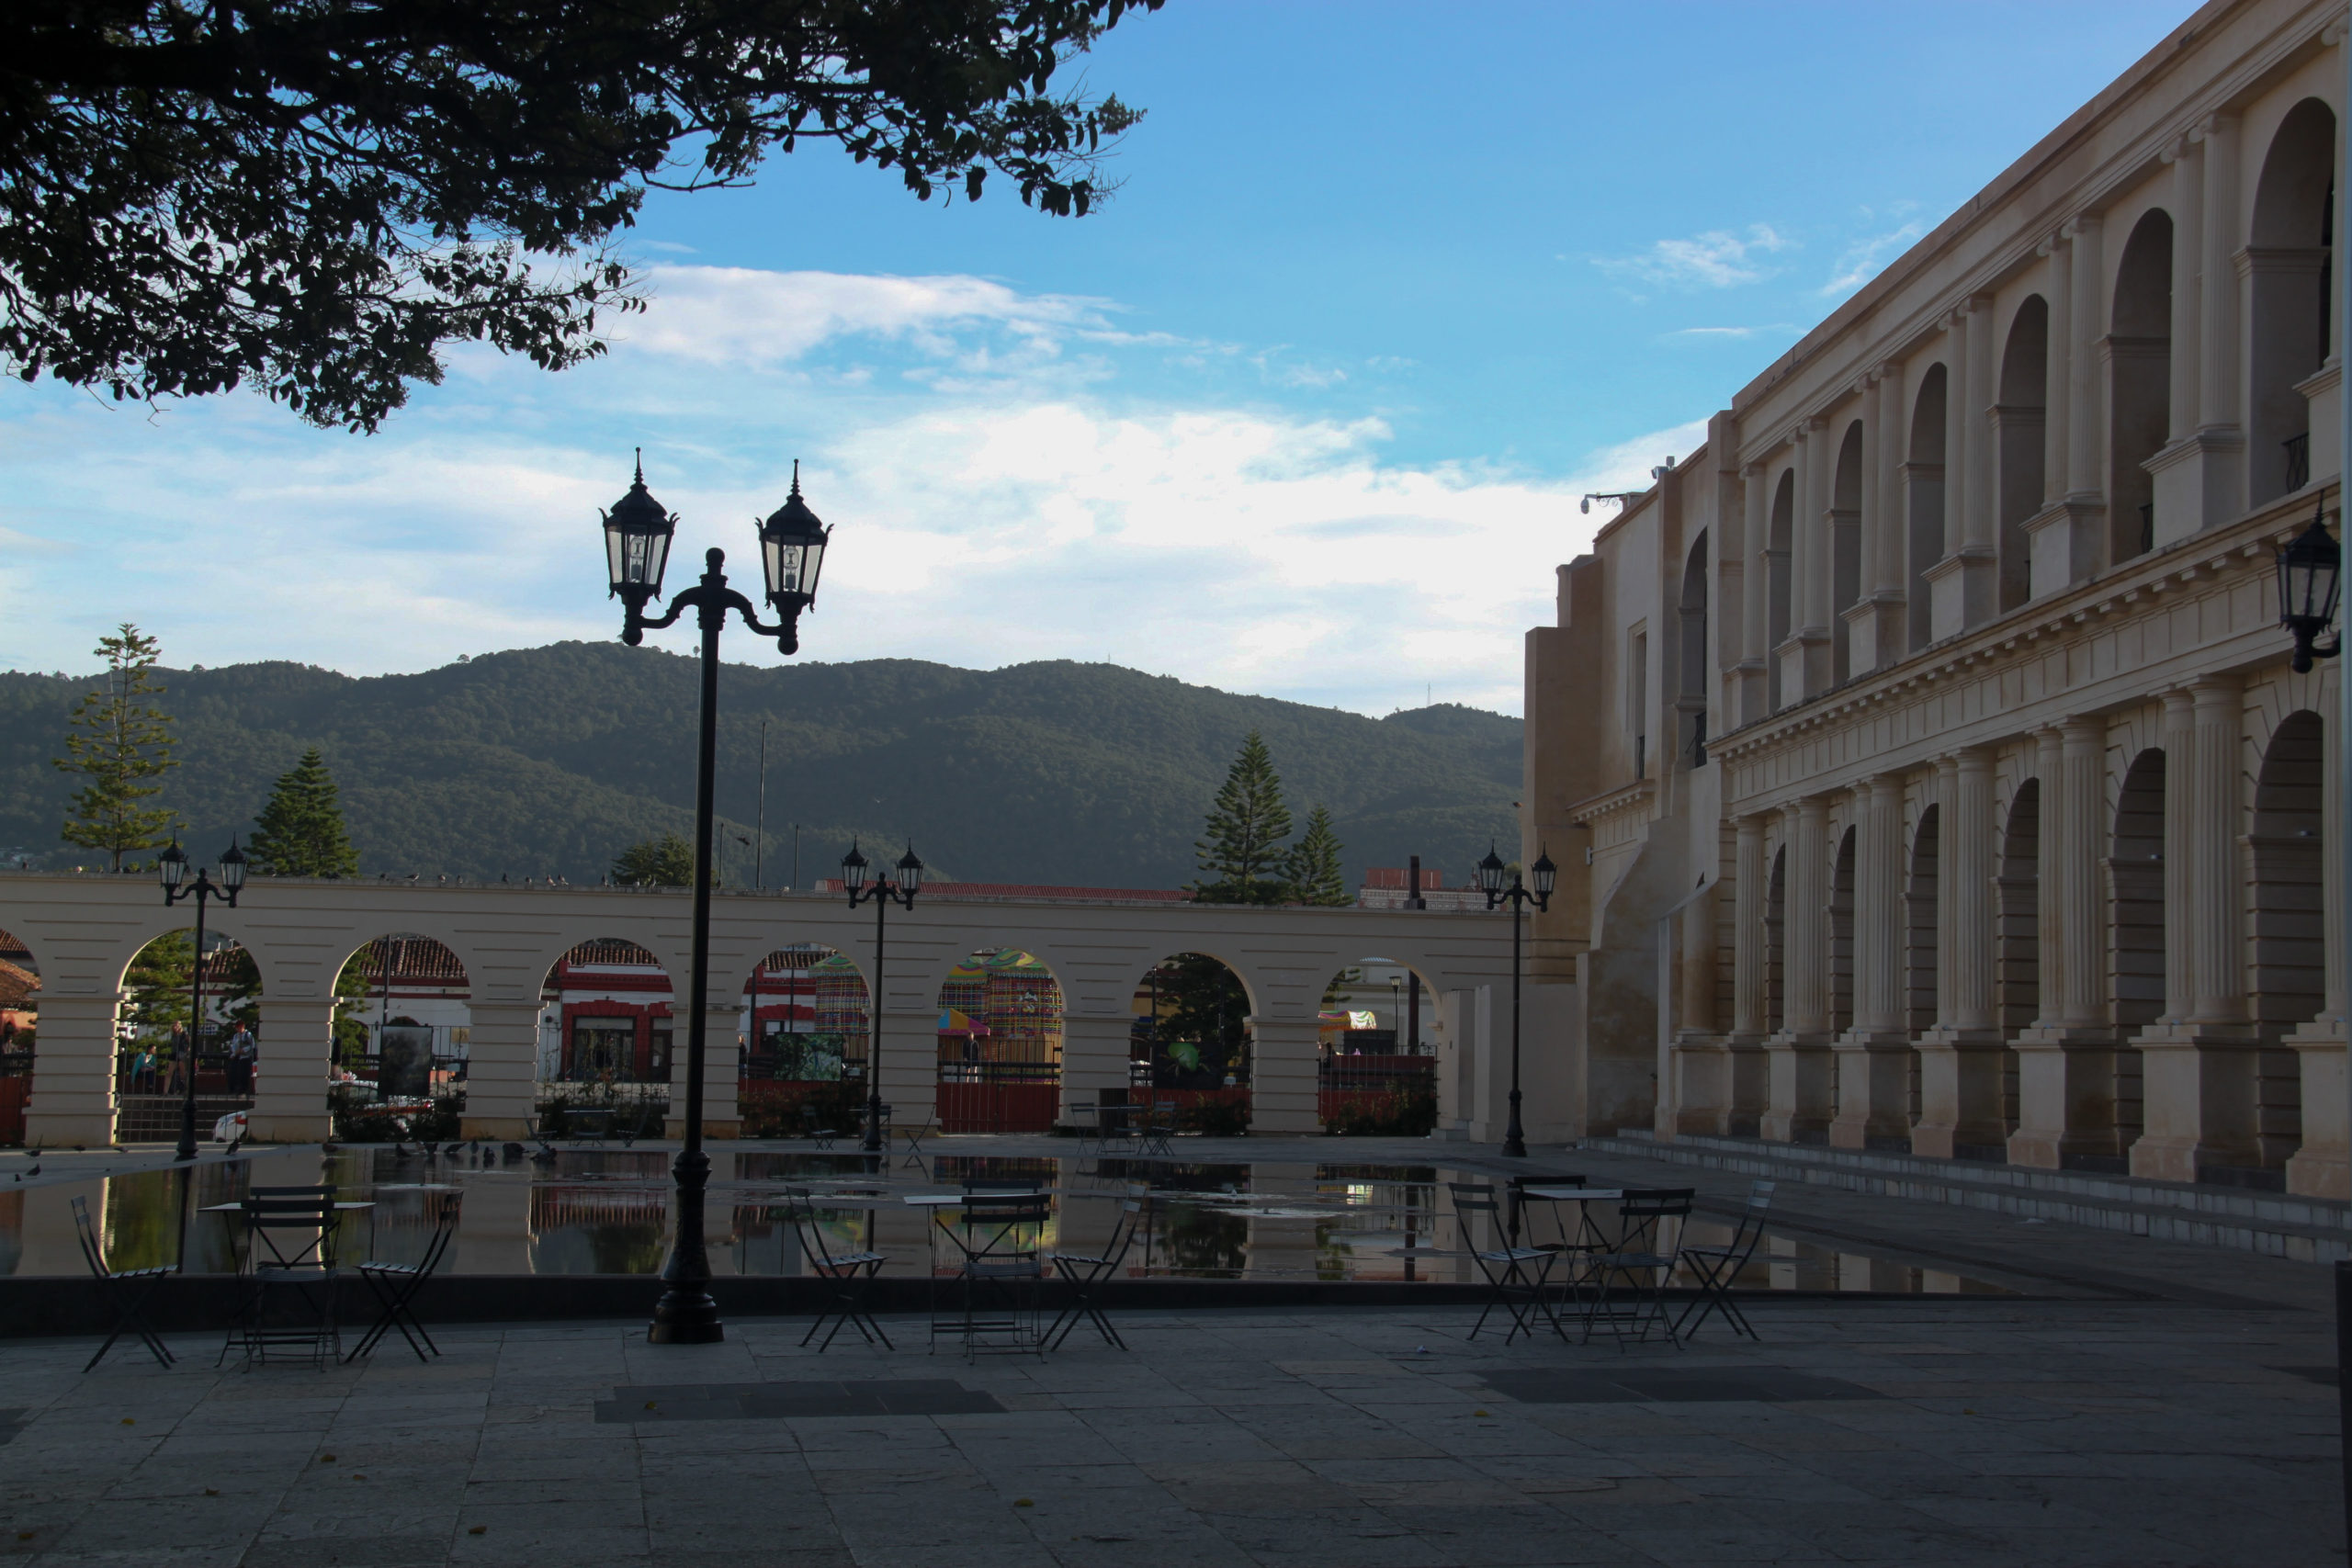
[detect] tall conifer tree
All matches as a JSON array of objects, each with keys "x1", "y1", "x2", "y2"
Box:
[
  {"x1": 247, "y1": 748, "x2": 361, "y2": 877},
  {"x1": 54, "y1": 623, "x2": 178, "y2": 870},
  {"x1": 1283, "y1": 804, "x2": 1350, "y2": 906},
  {"x1": 1192, "y1": 730, "x2": 1294, "y2": 904}
]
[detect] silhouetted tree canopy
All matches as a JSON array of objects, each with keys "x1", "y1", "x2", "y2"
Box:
[{"x1": 1, "y1": 0, "x2": 1157, "y2": 431}]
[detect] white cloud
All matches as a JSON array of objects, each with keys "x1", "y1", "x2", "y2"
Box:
[
  {"x1": 1819, "y1": 220, "x2": 1928, "y2": 299},
  {"x1": 620, "y1": 265, "x2": 1117, "y2": 367},
  {"x1": 1596, "y1": 224, "x2": 1791, "y2": 289}
]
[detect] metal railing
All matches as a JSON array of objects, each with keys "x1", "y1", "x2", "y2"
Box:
[{"x1": 2286, "y1": 432, "x2": 2311, "y2": 493}]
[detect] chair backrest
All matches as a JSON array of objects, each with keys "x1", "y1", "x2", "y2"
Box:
[
  {"x1": 69, "y1": 1195, "x2": 112, "y2": 1279},
  {"x1": 1611, "y1": 1187, "x2": 1695, "y2": 1254},
  {"x1": 1718, "y1": 1180, "x2": 1775, "y2": 1266},
  {"x1": 243, "y1": 1194, "x2": 341, "y2": 1270},
  {"x1": 1446, "y1": 1181, "x2": 1502, "y2": 1218}
]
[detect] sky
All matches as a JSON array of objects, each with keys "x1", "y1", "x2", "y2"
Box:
[{"x1": 0, "y1": 1, "x2": 2189, "y2": 716}]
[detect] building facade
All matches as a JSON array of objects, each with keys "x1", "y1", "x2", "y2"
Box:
[{"x1": 1527, "y1": 0, "x2": 2351, "y2": 1197}]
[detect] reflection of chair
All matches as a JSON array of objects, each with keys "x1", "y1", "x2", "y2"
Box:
[
  {"x1": 225, "y1": 1188, "x2": 344, "y2": 1369},
  {"x1": 1580, "y1": 1188, "x2": 1694, "y2": 1349},
  {"x1": 70, "y1": 1196, "x2": 174, "y2": 1372},
  {"x1": 1046, "y1": 1198, "x2": 1145, "y2": 1349},
  {"x1": 1674, "y1": 1180, "x2": 1774, "y2": 1340},
  {"x1": 799, "y1": 1104, "x2": 838, "y2": 1148},
  {"x1": 786, "y1": 1190, "x2": 891, "y2": 1351},
  {"x1": 347, "y1": 1194, "x2": 461, "y2": 1363},
  {"x1": 1447, "y1": 1182, "x2": 1560, "y2": 1344}
]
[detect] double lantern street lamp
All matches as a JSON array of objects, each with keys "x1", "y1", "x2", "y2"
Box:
[
  {"x1": 838, "y1": 842, "x2": 923, "y2": 1155},
  {"x1": 600, "y1": 454, "x2": 832, "y2": 1346},
  {"x1": 157, "y1": 838, "x2": 247, "y2": 1162},
  {"x1": 1476, "y1": 842, "x2": 1557, "y2": 1159}
]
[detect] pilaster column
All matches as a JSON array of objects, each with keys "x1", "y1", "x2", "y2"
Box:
[
  {"x1": 2167, "y1": 138, "x2": 2203, "y2": 440},
  {"x1": 1762, "y1": 795, "x2": 1834, "y2": 1141},
  {"x1": 458, "y1": 999, "x2": 544, "y2": 1141},
  {"x1": 697, "y1": 1003, "x2": 743, "y2": 1136},
  {"x1": 1057, "y1": 1013, "x2": 1134, "y2": 1125},
  {"x1": 22, "y1": 992, "x2": 121, "y2": 1149},
  {"x1": 2043, "y1": 234, "x2": 2073, "y2": 507},
  {"x1": 1777, "y1": 421, "x2": 1833, "y2": 703},
  {"x1": 2288, "y1": 672, "x2": 2347, "y2": 1197},
  {"x1": 1739, "y1": 463, "x2": 1771, "y2": 723},
  {"x1": 2066, "y1": 216, "x2": 2106, "y2": 501},
  {"x1": 2199, "y1": 114, "x2": 2243, "y2": 437},
  {"x1": 2011, "y1": 716, "x2": 2122, "y2": 1168},
  {"x1": 1670, "y1": 887, "x2": 1729, "y2": 1135},
  {"x1": 875, "y1": 1007, "x2": 940, "y2": 1134},
  {"x1": 1831, "y1": 774, "x2": 1912, "y2": 1148},
  {"x1": 248, "y1": 997, "x2": 337, "y2": 1143},
  {"x1": 2160, "y1": 689, "x2": 2197, "y2": 1023},
  {"x1": 1732, "y1": 814, "x2": 1768, "y2": 1042},
  {"x1": 1915, "y1": 748, "x2": 2006, "y2": 1156},
  {"x1": 1250, "y1": 1016, "x2": 1320, "y2": 1134},
  {"x1": 2189, "y1": 675, "x2": 2248, "y2": 1026}
]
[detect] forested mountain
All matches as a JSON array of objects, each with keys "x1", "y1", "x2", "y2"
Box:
[{"x1": 0, "y1": 646, "x2": 1523, "y2": 892}]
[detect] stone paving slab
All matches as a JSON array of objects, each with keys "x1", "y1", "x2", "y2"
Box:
[{"x1": 0, "y1": 1291, "x2": 2336, "y2": 1568}]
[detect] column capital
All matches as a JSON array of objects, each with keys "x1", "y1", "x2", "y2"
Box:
[
  {"x1": 2060, "y1": 713, "x2": 2107, "y2": 748},
  {"x1": 2158, "y1": 134, "x2": 2190, "y2": 166},
  {"x1": 2060, "y1": 213, "x2": 2102, "y2": 242},
  {"x1": 2188, "y1": 110, "x2": 2238, "y2": 143},
  {"x1": 2188, "y1": 671, "x2": 2245, "y2": 705},
  {"x1": 1740, "y1": 460, "x2": 1768, "y2": 479}
]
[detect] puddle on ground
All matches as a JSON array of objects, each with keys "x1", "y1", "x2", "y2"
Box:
[{"x1": 0, "y1": 1146, "x2": 2012, "y2": 1293}]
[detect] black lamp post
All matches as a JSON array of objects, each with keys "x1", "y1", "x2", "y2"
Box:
[
  {"x1": 601, "y1": 453, "x2": 832, "y2": 1346},
  {"x1": 841, "y1": 841, "x2": 922, "y2": 1154},
  {"x1": 158, "y1": 837, "x2": 246, "y2": 1161},
  {"x1": 1477, "y1": 840, "x2": 1556, "y2": 1159},
  {"x1": 2277, "y1": 502, "x2": 2342, "y2": 673}
]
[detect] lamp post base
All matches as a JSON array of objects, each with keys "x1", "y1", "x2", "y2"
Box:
[
  {"x1": 650, "y1": 1146, "x2": 724, "y2": 1344},
  {"x1": 1503, "y1": 1088, "x2": 1527, "y2": 1158},
  {"x1": 648, "y1": 1300, "x2": 726, "y2": 1345}
]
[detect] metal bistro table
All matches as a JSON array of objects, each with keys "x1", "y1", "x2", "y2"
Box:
[
  {"x1": 200, "y1": 1198, "x2": 376, "y2": 1367},
  {"x1": 904, "y1": 1191, "x2": 1050, "y2": 1356},
  {"x1": 1517, "y1": 1186, "x2": 1627, "y2": 1285}
]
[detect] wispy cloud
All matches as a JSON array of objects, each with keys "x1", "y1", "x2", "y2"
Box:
[
  {"x1": 620, "y1": 265, "x2": 1117, "y2": 367},
  {"x1": 1663, "y1": 323, "x2": 1800, "y2": 343},
  {"x1": 1819, "y1": 217, "x2": 1928, "y2": 299},
  {"x1": 1594, "y1": 224, "x2": 1792, "y2": 290}
]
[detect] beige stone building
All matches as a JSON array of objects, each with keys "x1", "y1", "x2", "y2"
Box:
[{"x1": 1525, "y1": 0, "x2": 2351, "y2": 1198}]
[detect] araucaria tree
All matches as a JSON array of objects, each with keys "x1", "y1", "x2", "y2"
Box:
[
  {"x1": 1283, "y1": 804, "x2": 1350, "y2": 907},
  {"x1": 247, "y1": 748, "x2": 361, "y2": 878},
  {"x1": 2, "y1": 0, "x2": 1159, "y2": 432},
  {"x1": 613, "y1": 833, "x2": 695, "y2": 887},
  {"x1": 1192, "y1": 731, "x2": 1295, "y2": 905},
  {"x1": 54, "y1": 623, "x2": 177, "y2": 870}
]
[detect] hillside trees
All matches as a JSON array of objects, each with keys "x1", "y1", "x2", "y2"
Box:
[
  {"x1": 247, "y1": 748, "x2": 360, "y2": 878},
  {"x1": 54, "y1": 623, "x2": 176, "y2": 870},
  {"x1": 1, "y1": 0, "x2": 1159, "y2": 432}
]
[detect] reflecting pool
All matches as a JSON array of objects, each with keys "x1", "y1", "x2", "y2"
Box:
[{"x1": 0, "y1": 1145, "x2": 2012, "y2": 1294}]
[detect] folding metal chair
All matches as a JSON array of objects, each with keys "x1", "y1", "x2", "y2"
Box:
[
  {"x1": 70, "y1": 1196, "x2": 174, "y2": 1372},
  {"x1": 1137, "y1": 1099, "x2": 1178, "y2": 1157},
  {"x1": 1446, "y1": 1182, "x2": 1561, "y2": 1344},
  {"x1": 1046, "y1": 1198, "x2": 1145, "y2": 1349},
  {"x1": 223, "y1": 1188, "x2": 343, "y2": 1368},
  {"x1": 1674, "y1": 1180, "x2": 1775, "y2": 1340},
  {"x1": 786, "y1": 1189, "x2": 891, "y2": 1351},
  {"x1": 935, "y1": 1191, "x2": 1049, "y2": 1357},
  {"x1": 347, "y1": 1194, "x2": 461, "y2": 1362},
  {"x1": 1579, "y1": 1187, "x2": 1694, "y2": 1349},
  {"x1": 799, "y1": 1104, "x2": 838, "y2": 1148}
]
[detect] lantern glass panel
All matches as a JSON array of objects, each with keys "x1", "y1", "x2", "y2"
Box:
[
  {"x1": 1531, "y1": 851, "x2": 1557, "y2": 898},
  {"x1": 158, "y1": 841, "x2": 187, "y2": 892},
  {"x1": 896, "y1": 847, "x2": 924, "y2": 896},
  {"x1": 840, "y1": 844, "x2": 868, "y2": 894},
  {"x1": 1476, "y1": 847, "x2": 1506, "y2": 895},
  {"x1": 219, "y1": 840, "x2": 247, "y2": 893}
]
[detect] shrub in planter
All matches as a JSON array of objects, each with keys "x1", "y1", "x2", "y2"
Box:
[
  {"x1": 1181, "y1": 1098, "x2": 1251, "y2": 1138},
  {"x1": 1323, "y1": 1090, "x2": 1439, "y2": 1137}
]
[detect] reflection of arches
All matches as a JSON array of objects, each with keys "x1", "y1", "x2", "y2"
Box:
[
  {"x1": 1996, "y1": 782, "x2": 2041, "y2": 1138},
  {"x1": 2109, "y1": 210, "x2": 2173, "y2": 560},
  {"x1": 2250, "y1": 711, "x2": 2324, "y2": 1168},
  {"x1": 1830, "y1": 423, "x2": 1864, "y2": 684},
  {"x1": 1906, "y1": 807, "x2": 1940, "y2": 1039},
  {"x1": 1763, "y1": 848, "x2": 1787, "y2": 1033},
  {"x1": 541, "y1": 938, "x2": 673, "y2": 1083},
  {"x1": 1906, "y1": 366, "x2": 1949, "y2": 653},
  {"x1": 1678, "y1": 531, "x2": 1709, "y2": 767},
  {"x1": 2249, "y1": 98, "x2": 2337, "y2": 507},
  {"x1": 1996, "y1": 299, "x2": 2048, "y2": 609},
  {"x1": 1767, "y1": 472, "x2": 1794, "y2": 710}
]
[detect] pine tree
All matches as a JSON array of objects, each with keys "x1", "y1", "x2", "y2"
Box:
[
  {"x1": 613, "y1": 832, "x2": 695, "y2": 887},
  {"x1": 1192, "y1": 730, "x2": 1294, "y2": 905},
  {"x1": 247, "y1": 748, "x2": 361, "y2": 878},
  {"x1": 1283, "y1": 804, "x2": 1350, "y2": 907},
  {"x1": 54, "y1": 623, "x2": 178, "y2": 870}
]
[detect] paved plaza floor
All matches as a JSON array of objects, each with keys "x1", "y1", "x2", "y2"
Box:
[{"x1": 0, "y1": 1139, "x2": 2341, "y2": 1567}]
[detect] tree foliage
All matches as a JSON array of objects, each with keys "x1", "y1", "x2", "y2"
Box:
[
  {"x1": 2, "y1": 0, "x2": 1159, "y2": 433},
  {"x1": 247, "y1": 747, "x2": 360, "y2": 877},
  {"x1": 1283, "y1": 803, "x2": 1348, "y2": 907},
  {"x1": 1192, "y1": 730, "x2": 1293, "y2": 904},
  {"x1": 54, "y1": 622, "x2": 176, "y2": 870},
  {"x1": 1142, "y1": 952, "x2": 1248, "y2": 1088},
  {"x1": 122, "y1": 930, "x2": 258, "y2": 1035},
  {"x1": 613, "y1": 831, "x2": 695, "y2": 886}
]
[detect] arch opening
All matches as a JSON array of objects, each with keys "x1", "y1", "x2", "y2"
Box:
[
  {"x1": 1679, "y1": 531, "x2": 1710, "y2": 767},
  {"x1": 113, "y1": 927, "x2": 262, "y2": 1144},
  {"x1": 536, "y1": 939, "x2": 673, "y2": 1136},
  {"x1": 2249, "y1": 98, "x2": 2337, "y2": 507},
  {"x1": 1997, "y1": 298, "x2": 2048, "y2": 609},
  {"x1": 1906, "y1": 366, "x2": 1950, "y2": 653},
  {"x1": 2109, "y1": 211, "x2": 2173, "y2": 561},
  {"x1": 2249, "y1": 710, "x2": 2324, "y2": 1169},
  {"x1": 330, "y1": 934, "x2": 471, "y2": 1139},
  {"x1": 1830, "y1": 423, "x2": 1865, "y2": 685},
  {"x1": 1131, "y1": 953, "x2": 1253, "y2": 1134},
  {"x1": 736, "y1": 943, "x2": 868, "y2": 1138},
  {"x1": 1316, "y1": 957, "x2": 1442, "y2": 1134},
  {"x1": 1768, "y1": 472, "x2": 1794, "y2": 710},
  {"x1": 934, "y1": 948, "x2": 1064, "y2": 1134},
  {"x1": 1764, "y1": 847, "x2": 1787, "y2": 1034},
  {"x1": 1996, "y1": 782, "x2": 2041, "y2": 1139},
  {"x1": 2110, "y1": 750, "x2": 2165, "y2": 1148}
]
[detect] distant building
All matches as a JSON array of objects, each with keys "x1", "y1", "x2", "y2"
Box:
[{"x1": 1356, "y1": 867, "x2": 1497, "y2": 914}]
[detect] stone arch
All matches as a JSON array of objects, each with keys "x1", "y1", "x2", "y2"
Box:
[
  {"x1": 1906, "y1": 364, "x2": 1950, "y2": 653},
  {"x1": 335, "y1": 933, "x2": 471, "y2": 1107},
  {"x1": 2249, "y1": 97, "x2": 2336, "y2": 507},
  {"x1": 739, "y1": 941, "x2": 865, "y2": 1087},
  {"x1": 2109, "y1": 209, "x2": 2173, "y2": 561},
  {"x1": 1314, "y1": 954, "x2": 1442, "y2": 1134},
  {"x1": 1905, "y1": 805, "x2": 1940, "y2": 1039},
  {"x1": 1678, "y1": 530, "x2": 1709, "y2": 767},
  {"x1": 110, "y1": 922, "x2": 266, "y2": 1143},
  {"x1": 1830, "y1": 422, "x2": 1865, "y2": 685},
  {"x1": 1996, "y1": 296, "x2": 2048, "y2": 609},
  {"x1": 2249, "y1": 710, "x2": 2324, "y2": 1168},
  {"x1": 539, "y1": 937, "x2": 674, "y2": 1088},
  {"x1": 933, "y1": 947, "x2": 1066, "y2": 1133},
  {"x1": 1768, "y1": 469, "x2": 1795, "y2": 711}
]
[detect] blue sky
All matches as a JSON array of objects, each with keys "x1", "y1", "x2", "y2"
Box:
[{"x1": 0, "y1": 1, "x2": 2185, "y2": 714}]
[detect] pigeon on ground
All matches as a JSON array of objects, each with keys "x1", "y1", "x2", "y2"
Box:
[
  {"x1": 71, "y1": 1145, "x2": 84, "y2": 1152},
  {"x1": 321, "y1": 1141, "x2": 340, "y2": 1154},
  {"x1": 225, "y1": 1135, "x2": 244, "y2": 1155},
  {"x1": 501, "y1": 1142, "x2": 526, "y2": 1162},
  {"x1": 21, "y1": 1165, "x2": 36, "y2": 1178},
  {"x1": 392, "y1": 1142, "x2": 413, "y2": 1159},
  {"x1": 23, "y1": 1147, "x2": 39, "y2": 1157},
  {"x1": 530, "y1": 1144, "x2": 558, "y2": 1166}
]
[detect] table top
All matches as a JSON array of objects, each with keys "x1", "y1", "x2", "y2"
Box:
[
  {"x1": 200, "y1": 1201, "x2": 376, "y2": 1213},
  {"x1": 1520, "y1": 1188, "x2": 1625, "y2": 1201},
  {"x1": 902, "y1": 1194, "x2": 965, "y2": 1207}
]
